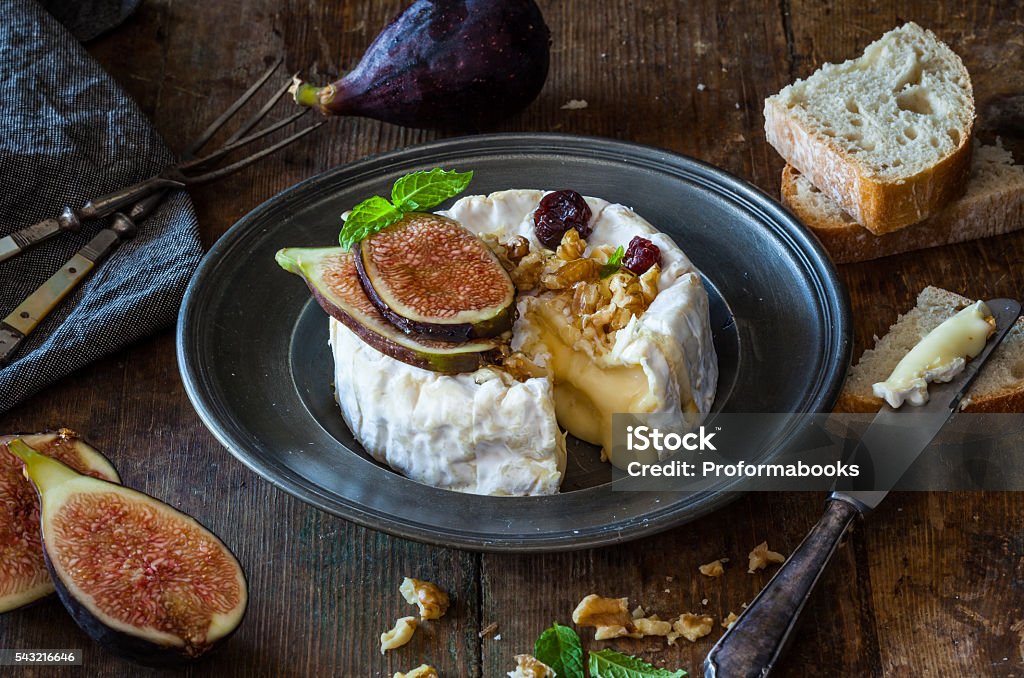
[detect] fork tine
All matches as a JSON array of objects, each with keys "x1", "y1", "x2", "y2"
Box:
[
  {"x1": 222, "y1": 74, "x2": 298, "y2": 147},
  {"x1": 181, "y1": 122, "x2": 326, "y2": 185},
  {"x1": 178, "y1": 109, "x2": 309, "y2": 172},
  {"x1": 183, "y1": 56, "x2": 284, "y2": 158}
]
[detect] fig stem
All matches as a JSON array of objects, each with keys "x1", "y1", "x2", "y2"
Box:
[
  {"x1": 8, "y1": 439, "x2": 80, "y2": 489},
  {"x1": 290, "y1": 80, "x2": 325, "y2": 108}
]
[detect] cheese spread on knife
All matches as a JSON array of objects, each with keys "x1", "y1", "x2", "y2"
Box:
[{"x1": 278, "y1": 173, "x2": 717, "y2": 497}]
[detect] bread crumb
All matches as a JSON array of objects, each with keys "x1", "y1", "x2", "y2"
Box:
[
  {"x1": 400, "y1": 577, "x2": 450, "y2": 620},
  {"x1": 748, "y1": 541, "x2": 786, "y2": 572},
  {"x1": 673, "y1": 613, "x2": 714, "y2": 642},
  {"x1": 561, "y1": 99, "x2": 588, "y2": 110},
  {"x1": 380, "y1": 616, "x2": 417, "y2": 654},
  {"x1": 665, "y1": 575, "x2": 674, "y2": 582},
  {"x1": 699, "y1": 559, "x2": 725, "y2": 577},
  {"x1": 722, "y1": 612, "x2": 739, "y2": 629},
  {"x1": 479, "y1": 621, "x2": 499, "y2": 638},
  {"x1": 701, "y1": 598, "x2": 709, "y2": 606}
]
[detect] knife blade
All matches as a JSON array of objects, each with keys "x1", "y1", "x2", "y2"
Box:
[{"x1": 704, "y1": 297, "x2": 1022, "y2": 678}]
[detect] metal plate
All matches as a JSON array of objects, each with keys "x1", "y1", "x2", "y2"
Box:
[{"x1": 177, "y1": 133, "x2": 851, "y2": 552}]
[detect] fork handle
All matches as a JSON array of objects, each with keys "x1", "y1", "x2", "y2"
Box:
[
  {"x1": 703, "y1": 498, "x2": 861, "y2": 678},
  {"x1": 0, "y1": 213, "x2": 138, "y2": 366},
  {"x1": 78, "y1": 176, "x2": 183, "y2": 220}
]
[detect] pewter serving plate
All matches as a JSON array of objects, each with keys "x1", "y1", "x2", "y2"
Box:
[{"x1": 177, "y1": 133, "x2": 850, "y2": 552}]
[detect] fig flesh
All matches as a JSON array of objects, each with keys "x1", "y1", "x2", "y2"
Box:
[
  {"x1": 354, "y1": 213, "x2": 516, "y2": 341},
  {"x1": 277, "y1": 246, "x2": 502, "y2": 372},
  {"x1": 8, "y1": 439, "x2": 247, "y2": 667},
  {"x1": 0, "y1": 430, "x2": 119, "y2": 613},
  {"x1": 292, "y1": 0, "x2": 551, "y2": 129}
]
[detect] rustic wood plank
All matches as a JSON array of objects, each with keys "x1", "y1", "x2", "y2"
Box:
[{"x1": 3, "y1": 0, "x2": 1024, "y2": 676}]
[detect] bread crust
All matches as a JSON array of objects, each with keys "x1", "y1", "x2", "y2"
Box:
[
  {"x1": 765, "y1": 98, "x2": 974, "y2": 235},
  {"x1": 780, "y1": 164, "x2": 1024, "y2": 263}
]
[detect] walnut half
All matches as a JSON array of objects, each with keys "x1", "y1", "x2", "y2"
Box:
[
  {"x1": 507, "y1": 654, "x2": 556, "y2": 678},
  {"x1": 400, "y1": 577, "x2": 450, "y2": 620},
  {"x1": 572, "y1": 594, "x2": 635, "y2": 637},
  {"x1": 673, "y1": 613, "x2": 715, "y2": 643},
  {"x1": 380, "y1": 616, "x2": 418, "y2": 654},
  {"x1": 394, "y1": 666, "x2": 438, "y2": 678}
]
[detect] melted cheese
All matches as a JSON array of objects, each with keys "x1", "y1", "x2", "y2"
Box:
[
  {"x1": 873, "y1": 301, "x2": 995, "y2": 408},
  {"x1": 521, "y1": 298, "x2": 656, "y2": 458}
]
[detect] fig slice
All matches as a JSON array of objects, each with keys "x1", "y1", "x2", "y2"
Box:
[
  {"x1": 276, "y1": 246, "x2": 502, "y2": 373},
  {"x1": 354, "y1": 212, "x2": 517, "y2": 341},
  {"x1": 8, "y1": 439, "x2": 247, "y2": 666},
  {"x1": 0, "y1": 430, "x2": 119, "y2": 614}
]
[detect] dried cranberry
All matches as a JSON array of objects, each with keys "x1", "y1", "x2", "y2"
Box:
[
  {"x1": 533, "y1": 190, "x2": 592, "y2": 249},
  {"x1": 622, "y1": 236, "x2": 661, "y2": 274}
]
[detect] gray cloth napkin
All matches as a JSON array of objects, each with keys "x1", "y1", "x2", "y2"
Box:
[{"x1": 0, "y1": 0, "x2": 202, "y2": 415}]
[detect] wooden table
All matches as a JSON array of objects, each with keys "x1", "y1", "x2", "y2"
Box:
[{"x1": 3, "y1": 1, "x2": 1023, "y2": 675}]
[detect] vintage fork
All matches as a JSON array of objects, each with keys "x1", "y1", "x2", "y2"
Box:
[
  {"x1": 0, "y1": 58, "x2": 324, "y2": 366},
  {"x1": 0, "y1": 57, "x2": 323, "y2": 263}
]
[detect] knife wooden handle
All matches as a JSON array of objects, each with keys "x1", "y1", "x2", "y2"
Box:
[{"x1": 703, "y1": 498, "x2": 860, "y2": 678}]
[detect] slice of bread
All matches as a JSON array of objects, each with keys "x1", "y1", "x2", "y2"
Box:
[
  {"x1": 765, "y1": 22, "x2": 975, "y2": 235},
  {"x1": 782, "y1": 143, "x2": 1024, "y2": 263},
  {"x1": 836, "y1": 286, "x2": 1024, "y2": 413}
]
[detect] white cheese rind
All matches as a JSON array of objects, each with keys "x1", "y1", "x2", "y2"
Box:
[
  {"x1": 330, "y1": 319, "x2": 566, "y2": 496},
  {"x1": 331, "y1": 189, "x2": 718, "y2": 493}
]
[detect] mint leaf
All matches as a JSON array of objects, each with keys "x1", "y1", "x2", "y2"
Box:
[
  {"x1": 337, "y1": 168, "x2": 473, "y2": 249},
  {"x1": 600, "y1": 245, "x2": 626, "y2": 278},
  {"x1": 339, "y1": 196, "x2": 402, "y2": 249},
  {"x1": 588, "y1": 648, "x2": 686, "y2": 678},
  {"x1": 392, "y1": 168, "x2": 474, "y2": 212},
  {"x1": 534, "y1": 623, "x2": 584, "y2": 678}
]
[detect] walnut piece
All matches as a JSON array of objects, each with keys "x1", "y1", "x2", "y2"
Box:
[
  {"x1": 748, "y1": 541, "x2": 786, "y2": 573},
  {"x1": 673, "y1": 613, "x2": 715, "y2": 642},
  {"x1": 400, "y1": 577, "x2": 450, "y2": 621},
  {"x1": 699, "y1": 559, "x2": 725, "y2": 577},
  {"x1": 572, "y1": 594, "x2": 634, "y2": 631},
  {"x1": 556, "y1": 228, "x2": 587, "y2": 260},
  {"x1": 722, "y1": 612, "x2": 739, "y2": 629},
  {"x1": 380, "y1": 616, "x2": 418, "y2": 654},
  {"x1": 541, "y1": 257, "x2": 601, "y2": 290},
  {"x1": 507, "y1": 654, "x2": 556, "y2": 678},
  {"x1": 394, "y1": 665, "x2": 438, "y2": 678}
]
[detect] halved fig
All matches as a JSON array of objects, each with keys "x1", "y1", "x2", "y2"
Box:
[
  {"x1": 0, "y1": 430, "x2": 119, "y2": 614},
  {"x1": 8, "y1": 439, "x2": 247, "y2": 667},
  {"x1": 276, "y1": 246, "x2": 502, "y2": 373},
  {"x1": 354, "y1": 213, "x2": 516, "y2": 340}
]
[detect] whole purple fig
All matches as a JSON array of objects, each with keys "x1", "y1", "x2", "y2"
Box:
[{"x1": 292, "y1": 0, "x2": 551, "y2": 129}]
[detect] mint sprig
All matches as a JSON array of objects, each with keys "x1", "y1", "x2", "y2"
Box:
[
  {"x1": 534, "y1": 623, "x2": 584, "y2": 678},
  {"x1": 600, "y1": 245, "x2": 626, "y2": 278},
  {"x1": 339, "y1": 168, "x2": 473, "y2": 249},
  {"x1": 588, "y1": 648, "x2": 686, "y2": 678}
]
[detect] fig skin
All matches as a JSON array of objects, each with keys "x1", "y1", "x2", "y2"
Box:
[
  {"x1": 276, "y1": 246, "x2": 503, "y2": 373},
  {"x1": 9, "y1": 440, "x2": 248, "y2": 667},
  {"x1": 292, "y1": 0, "x2": 551, "y2": 129},
  {"x1": 0, "y1": 431, "x2": 119, "y2": 614}
]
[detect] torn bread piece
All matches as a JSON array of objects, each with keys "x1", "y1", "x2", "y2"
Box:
[{"x1": 765, "y1": 22, "x2": 974, "y2": 234}]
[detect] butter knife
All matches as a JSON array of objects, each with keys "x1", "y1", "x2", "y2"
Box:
[{"x1": 704, "y1": 297, "x2": 1022, "y2": 678}]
